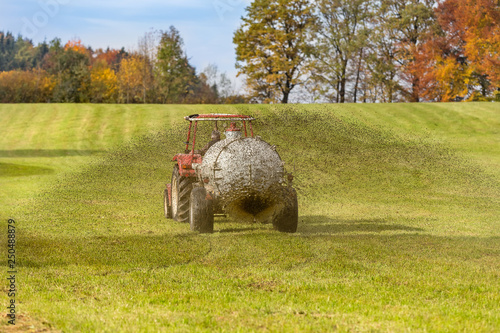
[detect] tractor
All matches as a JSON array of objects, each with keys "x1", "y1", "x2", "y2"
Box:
[{"x1": 163, "y1": 114, "x2": 298, "y2": 233}]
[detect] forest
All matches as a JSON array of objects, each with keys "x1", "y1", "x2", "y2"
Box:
[
  {"x1": 0, "y1": 27, "x2": 243, "y2": 104},
  {"x1": 1, "y1": 0, "x2": 499, "y2": 104}
]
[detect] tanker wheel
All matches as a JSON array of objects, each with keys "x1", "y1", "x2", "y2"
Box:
[
  {"x1": 189, "y1": 187, "x2": 214, "y2": 233},
  {"x1": 171, "y1": 165, "x2": 193, "y2": 223},
  {"x1": 273, "y1": 187, "x2": 298, "y2": 233},
  {"x1": 163, "y1": 189, "x2": 171, "y2": 218}
]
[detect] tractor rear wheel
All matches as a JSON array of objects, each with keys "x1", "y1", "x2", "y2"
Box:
[
  {"x1": 171, "y1": 165, "x2": 193, "y2": 223},
  {"x1": 273, "y1": 187, "x2": 298, "y2": 233},
  {"x1": 189, "y1": 187, "x2": 214, "y2": 233}
]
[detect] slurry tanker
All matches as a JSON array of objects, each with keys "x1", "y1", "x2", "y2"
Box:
[{"x1": 163, "y1": 114, "x2": 298, "y2": 233}]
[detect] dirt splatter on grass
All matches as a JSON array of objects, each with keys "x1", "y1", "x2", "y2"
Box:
[
  {"x1": 12, "y1": 105, "x2": 499, "y2": 332},
  {"x1": 25, "y1": 105, "x2": 498, "y2": 237}
]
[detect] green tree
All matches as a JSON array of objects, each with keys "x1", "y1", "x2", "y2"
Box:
[
  {"x1": 234, "y1": 0, "x2": 314, "y2": 103},
  {"x1": 33, "y1": 40, "x2": 49, "y2": 68},
  {"x1": 0, "y1": 33, "x2": 49, "y2": 71},
  {"x1": 365, "y1": 2, "x2": 401, "y2": 102},
  {"x1": 309, "y1": 0, "x2": 373, "y2": 103},
  {"x1": 48, "y1": 40, "x2": 91, "y2": 102},
  {"x1": 155, "y1": 26, "x2": 196, "y2": 103},
  {"x1": 0, "y1": 31, "x2": 17, "y2": 71},
  {"x1": 13, "y1": 37, "x2": 36, "y2": 70}
]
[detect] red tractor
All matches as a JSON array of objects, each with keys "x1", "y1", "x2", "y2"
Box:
[{"x1": 163, "y1": 114, "x2": 298, "y2": 233}]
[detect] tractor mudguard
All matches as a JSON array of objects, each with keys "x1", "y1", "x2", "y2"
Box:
[{"x1": 173, "y1": 153, "x2": 202, "y2": 177}]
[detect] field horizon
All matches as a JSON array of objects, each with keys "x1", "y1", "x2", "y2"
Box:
[{"x1": 1, "y1": 103, "x2": 499, "y2": 332}]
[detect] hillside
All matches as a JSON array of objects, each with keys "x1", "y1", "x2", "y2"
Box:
[{"x1": 1, "y1": 103, "x2": 499, "y2": 332}]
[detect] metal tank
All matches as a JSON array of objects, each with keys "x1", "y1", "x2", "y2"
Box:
[{"x1": 198, "y1": 132, "x2": 286, "y2": 223}]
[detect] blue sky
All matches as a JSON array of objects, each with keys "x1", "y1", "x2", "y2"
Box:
[{"x1": 1, "y1": 0, "x2": 251, "y2": 87}]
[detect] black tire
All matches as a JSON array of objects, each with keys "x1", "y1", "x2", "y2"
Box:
[
  {"x1": 163, "y1": 189, "x2": 171, "y2": 218},
  {"x1": 273, "y1": 187, "x2": 298, "y2": 233},
  {"x1": 171, "y1": 165, "x2": 193, "y2": 223},
  {"x1": 189, "y1": 187, "x2": 214, "y2": 233}
]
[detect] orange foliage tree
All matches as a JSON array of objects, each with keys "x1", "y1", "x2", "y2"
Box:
[
  {"x1": 93, "y1": 48, "x2": 126, "y2": 71},
  {"x1": 90, "y1": 60, "x2": 118, "y2": 103},
  {"x1": 117, "y1": 55, "x2": 150, "y2": 103},
  {"x1": 64, "y1": 38, "x2": 88, "y2": 55},
  {"x1": 421, "y1": 0, "x2": 500, "y2": 101},
  {"x1": 0, "y1": 69, "x2": 56, "y2": 102}
]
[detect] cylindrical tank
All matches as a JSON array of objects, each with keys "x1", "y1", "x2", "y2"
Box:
[{"x1": 199, "y1": 136, "x2": 285, "y2": 222}]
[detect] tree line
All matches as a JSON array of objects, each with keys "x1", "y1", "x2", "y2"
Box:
[
  {"x1": 2, "y1": 0, "x2": 498, "y2": 104},
  {"x1": 234, "y1": 0, "x2": 500, "y2": 103},
  {"x1": 0, "y1": 27, "x2": 244, "y2": 104}
]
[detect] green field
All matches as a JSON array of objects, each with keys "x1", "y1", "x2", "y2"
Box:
[{"x1": 1, "y1": 103, "x2": 499, "y2": 332}]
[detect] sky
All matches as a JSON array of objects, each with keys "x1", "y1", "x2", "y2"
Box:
[{"x1": 1, "y1": 0, "x2": 251, "y2": 89}]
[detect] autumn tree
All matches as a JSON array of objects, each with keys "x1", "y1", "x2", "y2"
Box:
[
  {"x1": 0, "y1": 69, "x2": 55, "y2": 102},
  {"x1": 378, "y1": 0, "x2": 438, "y2": 102},
  {"x1": 117, "y1": 55, "x2": 147, "y2": 103},
  {"x1": 466, "y1": 0, "x2": 500, "y2": 94},
  {"x1": 234, "y1": 0, "x2": 314, "y2": 103},
  {"x1": 309, "y1": 0, "x2": 373, "y2": 103},
  {"x1": 420, "y1": 0, "x2": 500, "y2": 101},
  {"x1": 93, "y1": 47, "x2": 126, "y2": 71},
  {"x1": 90, "y1": 60, "x2": 118, "y2": 103}
]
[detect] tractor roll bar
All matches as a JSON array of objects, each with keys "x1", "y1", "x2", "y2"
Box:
[
  {"x1": 184, "y1": 114, "x2": 255, "y2": 121},
  {"x1": 183, "y1": 114, "x2": 255, "y2": 150}
]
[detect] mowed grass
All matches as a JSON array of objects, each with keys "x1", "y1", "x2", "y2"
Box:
[{"x1": 1, "y1": 103, "x2": 499, "y2": 332}]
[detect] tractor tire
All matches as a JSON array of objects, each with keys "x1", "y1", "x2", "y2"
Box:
[
  {"x1": 163, "y1": 189, "x2": 171, "y2": 218},
  {"x1": 273, "y1": 187, "x2": 298, "y2": 233},
  {"x1": 189, "y1": 187, "x2": 214, "y2": 233},
  {"x1": 171, "y1": 165, "x2": 193, "y2": 223}
]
